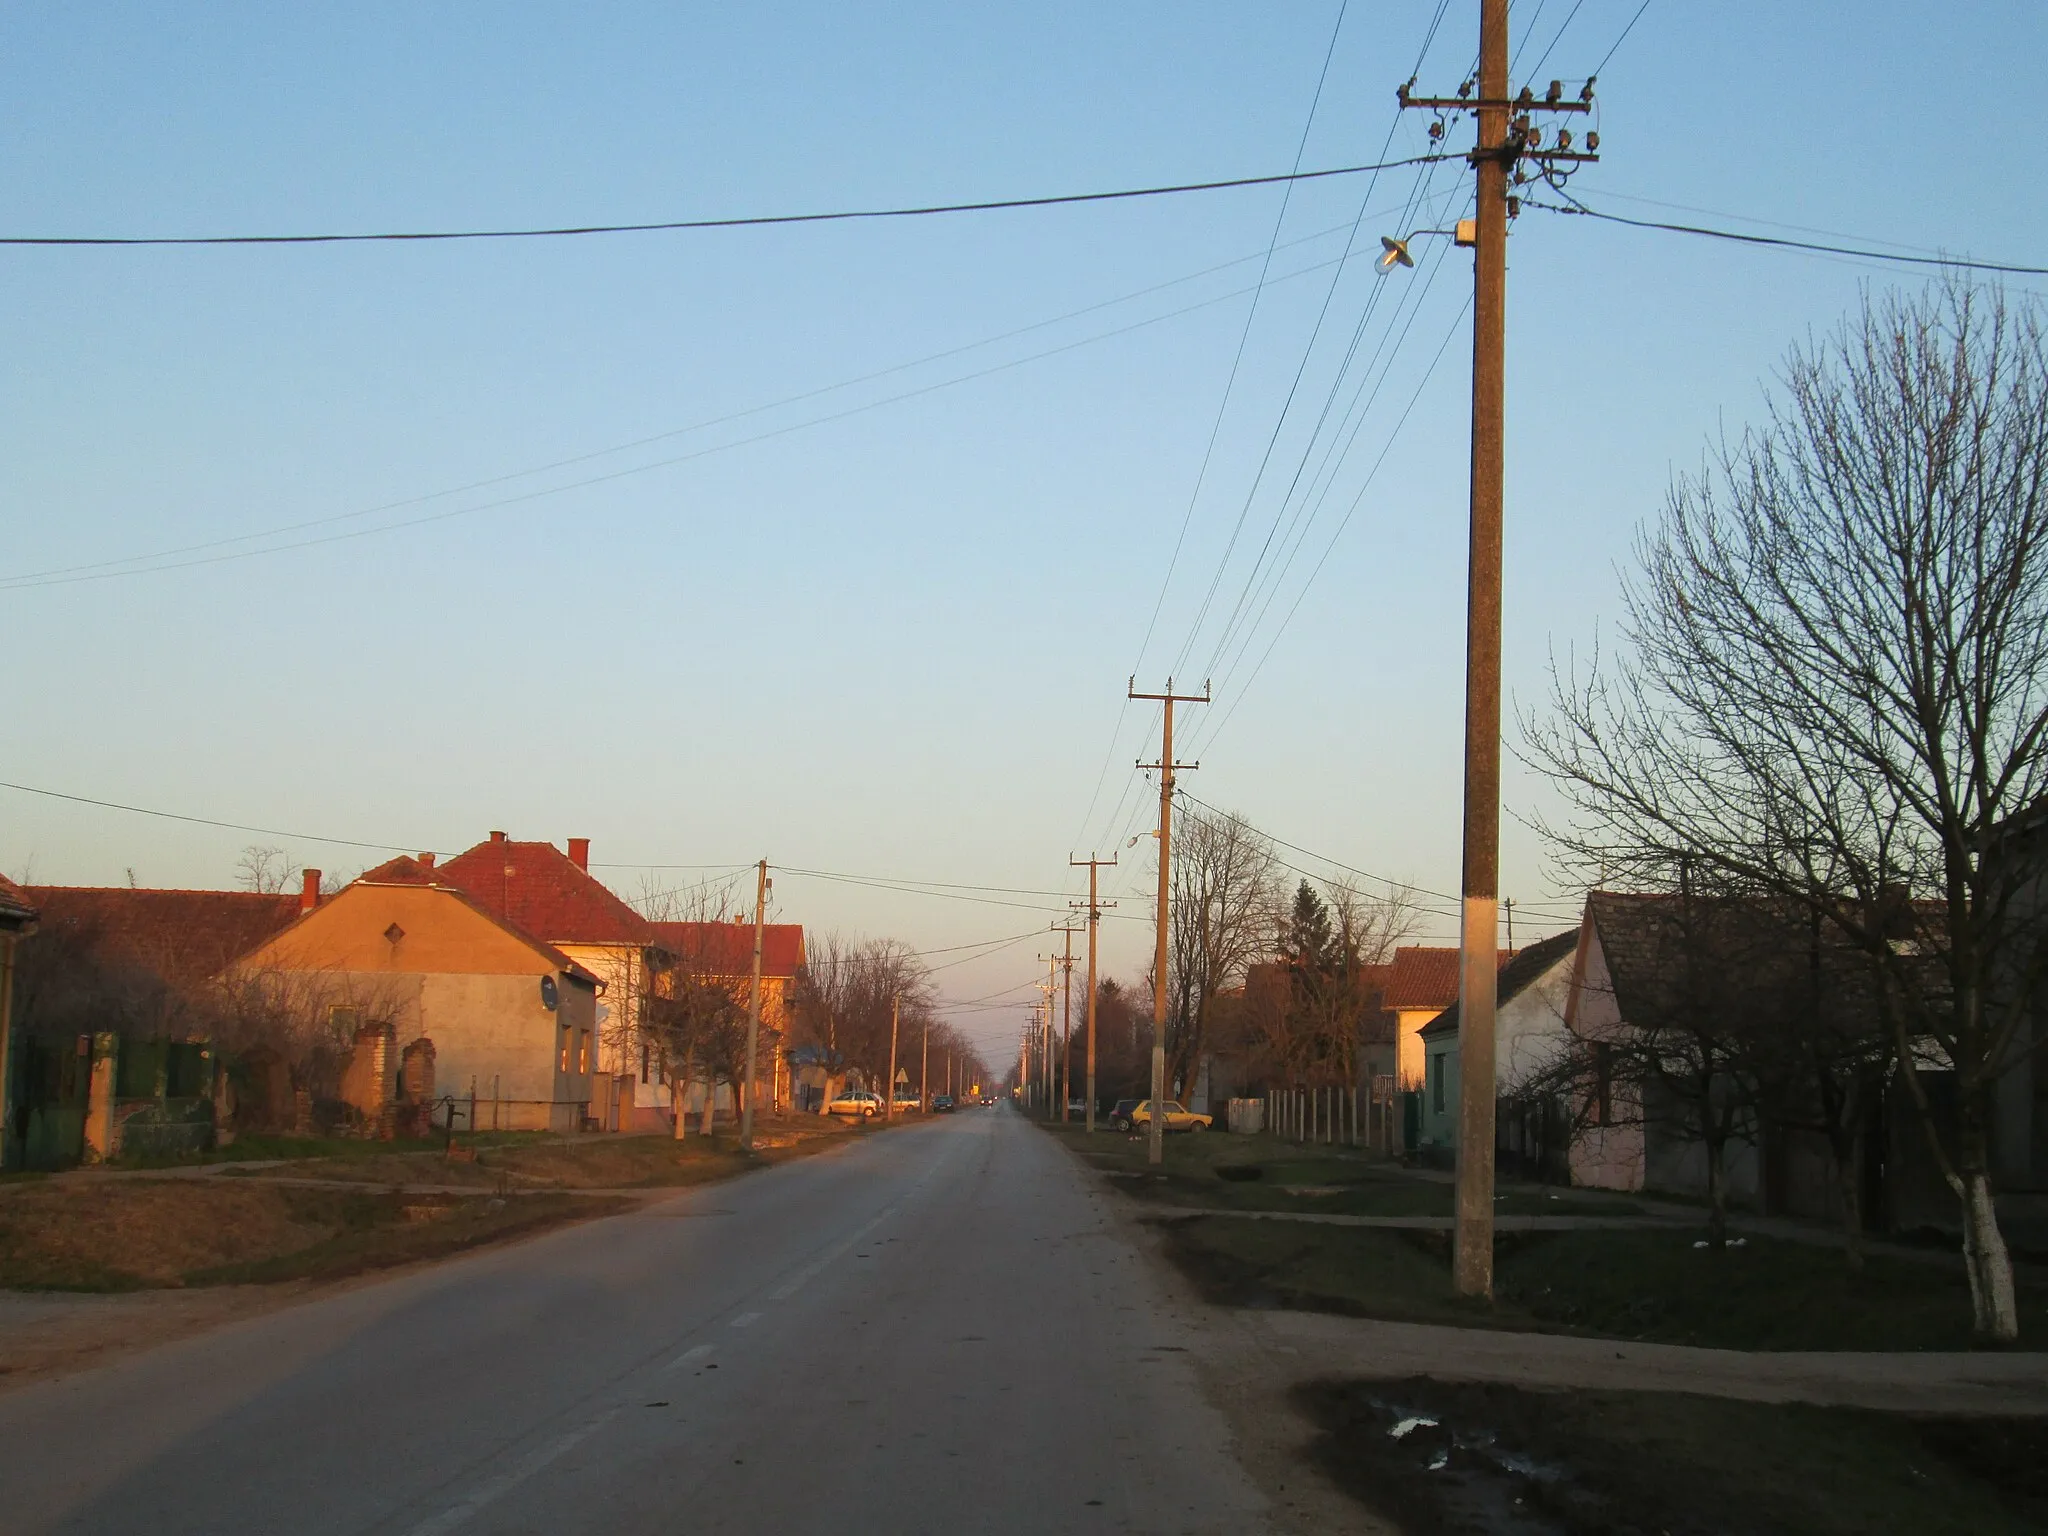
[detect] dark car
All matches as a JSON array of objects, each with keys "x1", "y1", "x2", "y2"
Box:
[
  {"x1": 1109, "y1": 1098, "x2": 1142, "y2": 1132},
  {"x1": 931, "y1": 1094, "x2": 956, "y2": 1112}
]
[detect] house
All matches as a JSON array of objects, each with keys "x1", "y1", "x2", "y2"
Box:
[
  {"x1": 0, "y1": 876, "x2": 40, "y2": 1170},
  {"x1": 1415, "y1": 929, "x2": 1579, "y2": 1166},
  {"x1": 420, "y1": 834, "x2": 675, "y2": 1122},
  {"x1": 233, "y1": 879, "x2": 601, "y2": 1132},
  {"x1": 1381, "y1": 945, "x2": 1512, "y2": 1090},
  {"x1": 1556, "y1": 890, "x2": 1930, "y2": 1221},
  {"x1": 25, "y1": 878, "x2": 309, "y2": 995}
]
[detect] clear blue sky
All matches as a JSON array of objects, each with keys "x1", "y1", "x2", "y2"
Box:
[{"x1": 4, "y1": 2, "x2": 2044, "y2": 1059}]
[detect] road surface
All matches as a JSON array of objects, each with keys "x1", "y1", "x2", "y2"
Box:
[{"x1": 0, "y1": 1109, "x2": 1284, "y2": 1535}]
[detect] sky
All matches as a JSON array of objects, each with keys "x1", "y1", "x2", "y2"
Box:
[{"x1": 4, "y1": 1, "x2": 2045, "y2": 1063}]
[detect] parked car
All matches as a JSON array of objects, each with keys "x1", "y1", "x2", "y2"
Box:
[
  {"x1": 1109, "y1": 1098, "x2": 1142, "y2": 1131},
  {"x1": 1128, "y1": 1100, "x2": 1212, "y2": 1134},
  {"x1": 932, "y1": 1094, "x2": 956, "y2": 1113},
  {"x1": 893, "y1": 1090, "x2": 921, "y2": 1112},
  {"x1": 826, "y1": 1089, "x2": 883, "y2": 1119}
]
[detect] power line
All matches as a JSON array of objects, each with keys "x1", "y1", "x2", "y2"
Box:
[
  {"x1": 1188, "y1": 285, "x2": 1473, "y2": 758},
  {"x1": 1126, "y1": 0, "x2": 1357, "y2": 686},
  {"x1": 1591, "y1": 0, "x2": 1654, "y2": 78},
  {"x1": 0, "y1": 778, "x2": 439, "y2": 856},
  {"x1": 3, "y1": 213, "x2": 1397, "y2": 590},
  {"x1": 2, "y1": 239, "x2": 1418, "y2": 592},
  {"x1": 1, "y1": 157, "x2": 1448, "y2": 249},
  {"x1": 1528, "y1": 192, "x2": 2048, "y2": 277}
]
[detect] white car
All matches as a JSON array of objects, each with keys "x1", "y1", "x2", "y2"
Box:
[{"x1": 826, "y1": 1089, "x2": 883, "y2": 1119}]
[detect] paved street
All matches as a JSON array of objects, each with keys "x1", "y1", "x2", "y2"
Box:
[{"x1": 0, "y1": 1111, "x2": 1278, "y2": 1536}]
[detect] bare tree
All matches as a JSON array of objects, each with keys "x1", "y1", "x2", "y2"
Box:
[
  {"x1": 1162, "y1": 803, "x2": 1279, "y2": 1105},
  {"x1": 235, "y1": 846, "x2": 293, "y2": 895},
  {"x1": 1522, "y1": 278, "x2": 2048, "y2": 1340},
  {"x1": 635, "y1": 877, "x2": 753, "y2": 1135},
  {"x1": 790, "y1": 933, "x2": 934, "y2": 1107}
]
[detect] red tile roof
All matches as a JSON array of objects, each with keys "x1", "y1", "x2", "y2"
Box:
[
  {"x1": 1380, "y1": 946, "x2": 1515, "y2": 1011},
  {"x1": 355, "y1": 855, "x2": 438, "y2": 885},
  {"x1": 0, "y1": 873, "x2": 36, "y2": 930},
  {"x1": 650, "y1": 920, "x2": 805, "y2": 978},
  {"x1": 26, "y1": 887, "x2": 301, "y2": 988},
  {"x1": 432, "y1": 837, "x2": 659, "y2": 948}
]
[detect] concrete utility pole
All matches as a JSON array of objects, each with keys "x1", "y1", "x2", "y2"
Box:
[
  {"x1": 740, "y1": 858, "x2": 769, "y2": 1151},
  {"x1": 1036, "y1": 956, "x2": 1059, "y2": 1120},
  {"x1": 1070, "y1": 854, "x2": 1117, "y2": 1134},
  {"x1": 1129, "y1": 678, "x2": 1208, "y2": 1166},
  {"x1": 885, "y1": 993, "x2": 900, "y2": 1123},
  {"x1": 1394, "y1": 1, "x2": 1597, "y2": 1299},
  {"x1": 920, "y1": 1008, "x2": 929, "y2": 1112},
  {"x1": 1050, "y1": 921, "x2": 1082, "y2": 1121}
]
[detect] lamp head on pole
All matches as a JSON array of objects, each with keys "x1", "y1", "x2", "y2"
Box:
[{"x1": 1376, "y1": 235, "x2": 1415, "y2": 273}]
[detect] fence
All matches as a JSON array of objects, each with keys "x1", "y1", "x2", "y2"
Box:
[{"x1": 1255, "y1": 1079, "x2": 1412, "y2": 1155}]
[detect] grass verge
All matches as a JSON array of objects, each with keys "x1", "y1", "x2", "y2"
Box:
[
  {"x1": 215, "y1": 1116, "x2": 865, "y2": 1190},
  {"x1": 1298, "y1": 1376, "x2": 2048, "y2": 1535},
  {"x1": 0, "y1": 1178, "x2": 611, "y2": 1291},
  {"x1": 1162, "y1": 1213, "x2": 2048, "y2": 1350},
  {"x1": 1042, "y1": 1120, "x2": 1632, "y2": 1219}
]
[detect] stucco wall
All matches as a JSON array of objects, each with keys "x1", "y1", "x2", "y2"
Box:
[{"x1": 423, "y1": 971, "x2": 594, "y2": 1127}]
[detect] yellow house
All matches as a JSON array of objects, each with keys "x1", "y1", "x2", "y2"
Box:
[{"x1": 234, "y1": 880, "x2": 601, "y2": 1132}]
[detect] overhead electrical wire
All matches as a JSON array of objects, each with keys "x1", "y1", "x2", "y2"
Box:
[
  {"x1": 0, "y1": 157, "x2": 1448, "y2": 249},
  {"x1": 1529, "y1": 191, "x2": 2048, "y2": 277},
  {"x1": 1067, "y1": 1, "x2": 1356, "y2": 888},
  {"x1": 2, "y1": 211, "x2": 1407, "y2": 590},
  {"x1": 1125, "y1": 0, "x2": 1354, "y2": 689},
  {"x1": 1190, "y1": 171, "x2": 1464, "y2": 691},
  {"x1": 1071, "y1": 0, "x2": 1457, "y2": 902},
  {"x1": 1175, "y1": 786, "x2": 1581, "y2": 925},
  {"x1": 1, "y1": 231, "x2": 1441, "y2": 592},
  {"x1": 1591, "y1": 0, "x2": 1655, "y2": 79},
  {"x1": 0, "y1": 777, "x2": 446, "y2": 857}
]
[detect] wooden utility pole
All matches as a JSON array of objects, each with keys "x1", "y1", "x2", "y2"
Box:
[
  {"x1": 1070, "y1": 854, "x2": 1117, "y2": 1133},
  {"x1": 740, "y1": 858, "x2": 768, "y2": 1151},
  {"x1": 1129, "y1": 678, "x2": 1208, "y2": 1166},
  {"x1": 920, "y1": 1008, "x2": 930, "y2": 1112},
  {"x1": 885, "y1": 992, "x2": 900, "y2": 1123},
  {"x1": 1395, "y1": 2, "x2": 1596, "y2": 1299}
]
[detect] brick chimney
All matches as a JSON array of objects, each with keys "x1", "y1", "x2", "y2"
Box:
[
  {"x1": 417, "y1": 852, "x2": 436, "y2": 871},
  {"x1": 489, "y1": 830, "x2": 507, "y2": 844},
  {"x1": 568, "y1": 837, "x2": 590, "y2": 872},
  {"x1": 300, "y1": 868, "x2": 322, "y2": 914}
]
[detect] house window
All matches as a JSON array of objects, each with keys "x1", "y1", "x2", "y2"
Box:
[
  {"x1": 577, "y1": 1029, "x2": 590, "y2": 1076},
  {"x1": 559, "y1": 1026, "x2": 572, "y2": 1075},
  {"x1": 1593, "y1": 1043, "x2": 1613, "y2": 1127}
]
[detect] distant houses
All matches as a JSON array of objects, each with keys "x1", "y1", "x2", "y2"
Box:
[{"x1": 0, "y1": 837, "x2": 804, "y2": 1165}]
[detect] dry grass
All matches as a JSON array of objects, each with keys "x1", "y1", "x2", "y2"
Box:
[
  {"x1": 232, "y1": 1116, "x2": 866, "y2": 1191},
  {"x1": 0, "y1": 1178, "x2": 608, "y2": 1291}
]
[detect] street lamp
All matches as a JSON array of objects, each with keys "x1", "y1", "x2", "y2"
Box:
[{"x1": 1375, "y1": 224, "x2": 1476, "y2": 274}]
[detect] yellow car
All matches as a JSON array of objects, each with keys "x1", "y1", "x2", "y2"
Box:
[{"x1": 1128, "y1": 1100, "x2": 1212, "y2": 1133}]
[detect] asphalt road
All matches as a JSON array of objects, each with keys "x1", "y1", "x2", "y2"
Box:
[{"x1": 0, "y1": 1109, "x2": 1278, "y2": 1536}]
